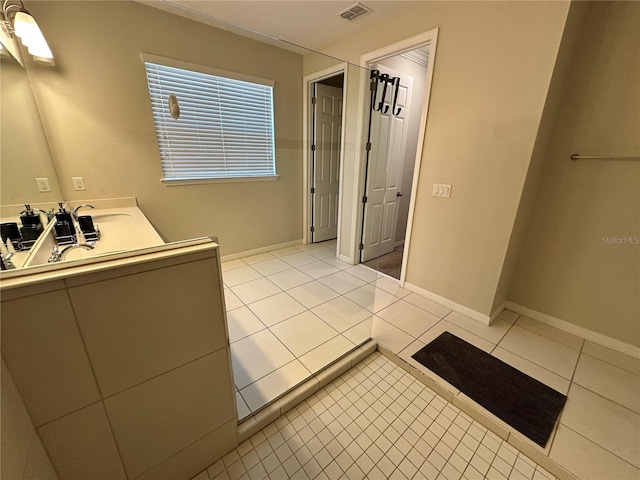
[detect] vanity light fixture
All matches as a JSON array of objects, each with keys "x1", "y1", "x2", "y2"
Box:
[{"x1": 0, "y1": 0, "x2": 53, "y2": 65}]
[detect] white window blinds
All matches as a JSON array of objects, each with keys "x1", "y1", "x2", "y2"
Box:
[{"x1": 144, "y1": 61, "x2": 276, "y2": 182}]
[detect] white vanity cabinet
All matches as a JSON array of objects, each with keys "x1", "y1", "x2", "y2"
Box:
[{"x1": 0, "y1": 239, "x2": 238, "y2": 480}]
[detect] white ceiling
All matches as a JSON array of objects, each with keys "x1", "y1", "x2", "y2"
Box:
[{"x1": 139, "y1": 1, "x2": 414, "y2": 52}]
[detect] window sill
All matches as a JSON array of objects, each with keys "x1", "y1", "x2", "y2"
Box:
[{"x1": 162, "y1": 175, "x2": 279, "y2": 186}]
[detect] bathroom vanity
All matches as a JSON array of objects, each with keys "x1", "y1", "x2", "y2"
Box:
[{"x1": 0, "y1": 199, "x2": 238, "y2": 480}]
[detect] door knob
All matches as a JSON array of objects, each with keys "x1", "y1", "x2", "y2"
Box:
[{"x1": 397, "y1": 192, "x2": 403, "y2": 197}]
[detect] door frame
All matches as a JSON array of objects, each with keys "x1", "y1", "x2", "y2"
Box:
[
  {"x1": 351, "y1": 28, "x2": 439, "y2": 284},
  {"x1": 302, "y1": 63, "x2": 348, "y2": 251}
]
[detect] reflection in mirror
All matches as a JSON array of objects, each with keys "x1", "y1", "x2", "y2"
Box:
[
  {"x1": 0, "y1": 0, "x2": 402, "y2": 422},
  {"x1": 0, "y1": 57, "x2": 62, "y2": 204}
]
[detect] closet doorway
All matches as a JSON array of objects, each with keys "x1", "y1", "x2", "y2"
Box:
[
  {"x1": 357, "y1": 31, "x2": 438, "y2": 281},
  {"x1": 309, "y1": 73, "x2": 344, "y2": 244}
]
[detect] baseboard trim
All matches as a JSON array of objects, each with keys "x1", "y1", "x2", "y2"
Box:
[
  {"x1": 505, "y1": 301, "x2": 640, "y2": 359},
  {"x1": 220, "y1": 239, "x2": 302, "y2": 262},
  {"x1": 491, "y1": 302, "x2": 507, "y2": 324},
  {"x1": 403, "y1": 282, "x2": 491, "y2": 326},
  {"x1": 339, "y1": 254, "x2": 352, "y2": 264}
]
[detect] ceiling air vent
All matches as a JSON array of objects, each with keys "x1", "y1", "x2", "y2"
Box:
[{"x1": 338, "y1": 3, "x2": 372, "y2": 21}]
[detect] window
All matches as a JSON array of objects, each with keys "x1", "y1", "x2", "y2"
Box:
[{"x1": 143, "y1": 56, "x2": 277, "y2": 183}]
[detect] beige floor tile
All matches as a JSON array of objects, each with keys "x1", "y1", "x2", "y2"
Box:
[
  {"x1": 267, "y1": 269, "x2": 314, "y2": 290},
  {"x1": 280, "y1": 252, "x2": 319, "y2": 267},
  {"x1": 222, "y1": 265, "x2": 262, "y2": 287},
  {"x1": 573, "y1": 353, "x2": 640, "y2": 413},
  {"x1": 343, "y1": 318, "x2": 373, "y2": 346},
  {"x1": 418, "y1": 321, "x2": 495, "y2": 353},
  {"x1": 376, "y1": 300, "x2": 441, "y2": 338},
  {"x1": 444, "y1": 312, "x2": 512, "y2": 345},
  {"x1": 345, "y1": 285, "x2": 400, "y2": 313},
  {"x1": 560, "y1": 383, "x2": 639, "y2": 468},
  {"x1": 372, "y1": 277, "x2": 411, "y2": 298},
  {"x1": 343, "y1": 265, "x2": 380, "y2": 283},
  {"x1": 311, "y1": 297, "x2": 372, "y2": 333},
  {"x1": 550, "y1": 425, "x2": 639, "y2": 480},
  {"x1": 221, "y1": 259, "x2": 248, "y2": 272},
  {"x1": 371, "y1": 316, "x2": 415, "y2": 354},
  {"x1": 491, "y1": 347, "x2": 570, "y2": 395},
  {"x1": 306, "y1": 247, "x2": 336, "y2": 260},
  {"x1": 271, "y1": 246, "x2": 303, "y2": 257},
  {"x1": 224, "y1": 288, "x2": 244, "y2": 311},
  {"x1": 402, "y1": 293, "x2": 452, "y2": 319},
  {"x1": 582, "y1": 342, "x2": 640, "y2": 376},
  {"x1": 251, "y1": 258, "x2": 293, "y2": 276},
  {"x1": 227, "y1": 307, "x2": 267, "y2": 343},
  {"x1": 297, "y1": 260, "x2": 341, "y2": 279},
  {"x1": 322, "y1": 257, "x2": 352, "y2": 270},
  {"x1": 498, "y1": 326, "x2": 579, "y2": 380},
  {"x1": 299, "y1": 336, "x2": 356, "y2": 373},
  {"x1": 514, "y1": 317, "x2": 583, "y2": 351},
  {"x1": 496, "y1": 309, "x2": 519, "y2": 324},
  {"x1": 246, "y1": 292, "x2": 307, "y2": 327},
  {"x1": 231, "y1": 278, "x2": 282, "y2": 305},
  {"x1": 270, "y1": 311, "x2": 339, "y2": 357},
  {"x1": 318, "y1": 271, "x2": 367, "y2": 295},
  {"x1": 242, "y1": 253, "x2": 278, "y2": 265},
  {"x1": 240, "y1": 360, "x2": 311, "y2": 412},
  {"x1": 230, "y1": 330, "x2": 295, "y2": 389},
  {"x1": 287, "y1": 281, "x2": 339, "y2": 309}
]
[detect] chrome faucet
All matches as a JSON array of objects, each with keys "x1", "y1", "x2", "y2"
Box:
[
  {"x1": 48, "y1": 243, "x2": 95, "y2": 263},
  {"x1": 1, "y1": 252, "x2": 16, "y2": 270},
  {"x1": 72, "y1": 204, "x2": 95, "y2": 220}
]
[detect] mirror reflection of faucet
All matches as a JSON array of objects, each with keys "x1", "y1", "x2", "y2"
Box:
[
  {"x1": 48, "y1": 243, "x2": 95, "y2": 263},
  {"x1": 53, "y1": 202, "x2": 101, "y2": 244}
]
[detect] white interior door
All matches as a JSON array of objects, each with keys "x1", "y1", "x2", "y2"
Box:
[
  {"x1": 361, "y1": 66, "x2": 413, "y2": 262},
  {"x1": 312, "y1": 83, "x2": 343, "y2": 243}
]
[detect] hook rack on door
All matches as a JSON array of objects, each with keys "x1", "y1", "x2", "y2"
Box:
[{"x1": 370, "y1": 69, "x2": 402, "y2": 116}]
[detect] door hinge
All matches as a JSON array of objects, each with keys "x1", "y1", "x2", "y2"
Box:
[
  {"x1": 311, "y1": 144, "x2": 316, "y2": 151},
  {"x1": 359, "y1": 243, "x2": 364, "y2": 251},
  {"x1": 311, "y1": 187, "x2": 315, "y2": 194},
  {"x1": 311, "y1": 226, "x2": 315, "y2": 232},
  {"x1": 312, "y1": 96, "x2": 317, "y2": 105},
  {"x1": 366, "y1": 143, "x2": 372, "y2": 151},
  {"x1": 362, "y1": 196, "x2": 367, "y2": 204}
]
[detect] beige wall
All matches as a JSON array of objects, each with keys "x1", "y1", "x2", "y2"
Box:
[
  {"x1": 310, "y1": 1, "x2": 570, "y2": 316},
  {"x1": 1, "y1": 60, "x2": 62, "y2": 205},
  {"x1": 23, "y1": 1, "x2": 303, "y2": 255},
  {"x1": 507, "y1": 2, "x2": 640, "y2": 346}
]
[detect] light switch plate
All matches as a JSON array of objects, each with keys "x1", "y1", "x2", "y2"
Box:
[{"x1": 432, "y1": 183, "x2": 452, "y2": 198}]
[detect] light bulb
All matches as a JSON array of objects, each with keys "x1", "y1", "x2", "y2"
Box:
[{"x1": 14, "y1": 11, "x2": 53, "y2": 60}]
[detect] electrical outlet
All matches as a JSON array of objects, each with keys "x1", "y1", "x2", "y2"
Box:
[
  {"x1": 35, "y1": 177, "x2": 51, "y2": 192},
  {"x1": 72, "y1": 177, "x2": 86, "y2": 191}
]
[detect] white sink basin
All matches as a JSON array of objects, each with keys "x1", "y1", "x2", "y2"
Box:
[{"x1": 92, "y1": 213, "x2": 132, "y2": 224}]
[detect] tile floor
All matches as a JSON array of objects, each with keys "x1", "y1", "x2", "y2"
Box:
[
  {"x1": 223, "y1": 242, "x2": 639, "y2": 479},
  {"x1": 223, "y1": 240, "x2": 387, "y2": 418},
  {"x1": 371, "y1": 302, "x2": 640, "y2": 480},
  {"x1": 193, "y1": 352, "x2": 560, "y2": 480}
]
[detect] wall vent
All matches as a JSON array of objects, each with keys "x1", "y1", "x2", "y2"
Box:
[{"x1": 338, "y1": 3, "x2": 371, "y2": 21}]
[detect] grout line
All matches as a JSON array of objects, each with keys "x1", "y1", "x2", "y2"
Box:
[
  {"x1": 559, "y1": 424, "x2": 640, "y2": 472},
  {"x1": 579, "y1": 350, "x2": 640, "y2": 377}
]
